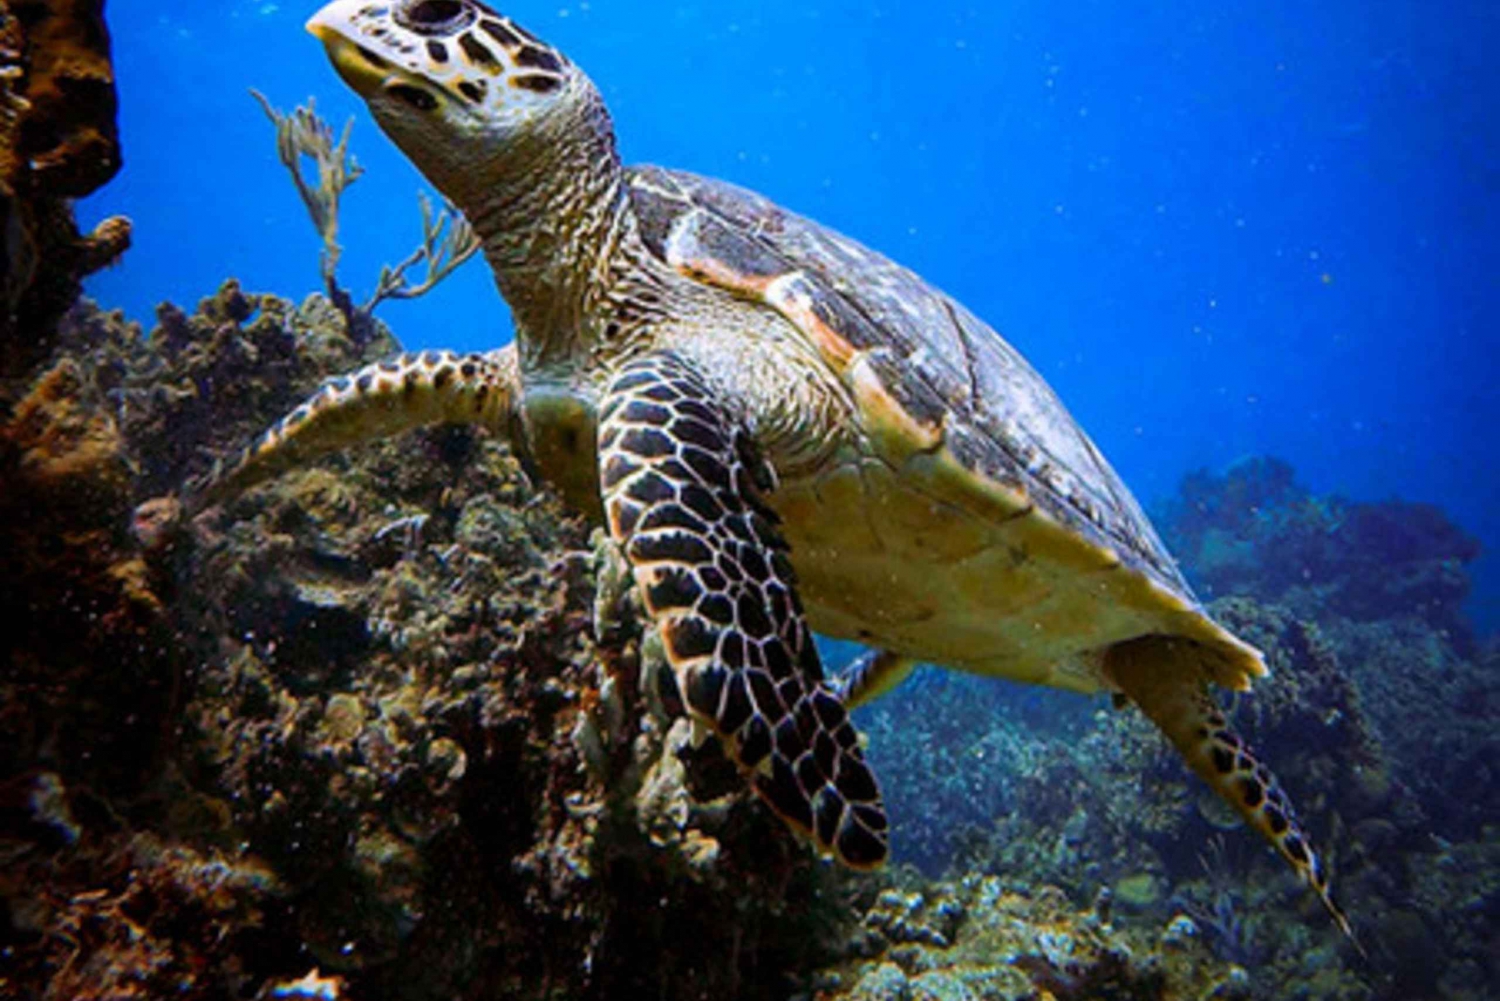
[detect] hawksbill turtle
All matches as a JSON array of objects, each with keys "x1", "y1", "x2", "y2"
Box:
[{"x1": 194, "y1": 0, "x2": 1355, "y2": 938}]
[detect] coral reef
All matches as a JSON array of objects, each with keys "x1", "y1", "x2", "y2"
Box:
[
  {"x1": 0, "y1": 353, "x2": 178, "y2": 798},
  {"x1": 1, "y1": 286, "x2": 863, "y2": 999},
  {"x1": 56, "y1": 280, "x2": 400, "y2": 499},
  {"x1": 811, "y1": 871, "x2": 1274, "y2": 1001},
  {"x1": 3, "y1": 825, "x2": 285, "y2": 999},
  {"x1": 3, "y1": 10, "x2": 1493, "y2": 997},
  {"x1": 9, "y1": 276, "x2": 1498, "y2": 998},
  {"x1": 0, "y1": 0, "x2": 130, "y2": 369},
  {"x1": 6, "y1": 266, "x2": 1497, "y2": 999},
  {"x1": 859, "y1": 598, "x2": 1389, "y2": 909},
  {"x1": 1160, "y1": 457, "x2": 1481, "y2": 642},
  {"x1": 1158, "y1": 458, "x2": 1497, "y2": 838}
]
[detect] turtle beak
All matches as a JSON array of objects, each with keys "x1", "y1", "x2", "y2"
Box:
[{"x1": 307, "y1": 3, "x2": 384, "y2": 98}]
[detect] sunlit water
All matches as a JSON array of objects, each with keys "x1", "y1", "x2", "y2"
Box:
[{"x1": 83, "y1": 1, "x2": 1498, "y2": 629}]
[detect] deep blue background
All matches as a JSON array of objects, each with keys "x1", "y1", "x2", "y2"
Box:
[{"x1": 82, "y1": 1, "x2": 1498, "y2": 628}]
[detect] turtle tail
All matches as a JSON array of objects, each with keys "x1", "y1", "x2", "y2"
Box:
[
  {"x1": 1105, "y1": 635, "x2": 1360, "y2": 950},
  {"x1": 186, "y1": 347, "x2": 521, "y2": 514}
]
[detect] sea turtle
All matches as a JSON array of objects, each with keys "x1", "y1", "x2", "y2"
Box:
[{"x1": 196, "y1": 0, "x2": 1353, "y2": 937}]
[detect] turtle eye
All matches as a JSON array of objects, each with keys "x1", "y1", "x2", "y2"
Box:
[
  {"x1": 387, "y1": 83, "x2": 439, "y2": 111},
  {"x1": 410, "y1": 0, "x2": 461, "y2": 23},
  {"x1": 397, "y1": 0, "x2": 475, "y2": 36}
]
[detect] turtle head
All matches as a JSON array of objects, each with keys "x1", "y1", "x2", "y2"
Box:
[{"x1": 307, "y1": 0, "x2": 594, "y2": 205}]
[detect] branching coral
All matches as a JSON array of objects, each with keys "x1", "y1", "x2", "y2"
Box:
[
  {"x1": 252, "y1": 91, "x2": 479, "y2": 347},
  {"x1": 252, "y1": 90, "x2": 362, "y2": 287},
  {"x1": 364, "y1": 190, "x2": 479, "y2": 310},
  {"x1": 1170, "y1": 835, "x2": 1262, "y2": 967}
]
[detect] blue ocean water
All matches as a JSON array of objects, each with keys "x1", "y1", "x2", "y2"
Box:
[{"x1": 82, "y1": 0, "x2": 1497, "y2": 627}]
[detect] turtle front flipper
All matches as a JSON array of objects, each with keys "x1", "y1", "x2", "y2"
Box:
[
  {"x1": 598, "y1": 350, "x2": 889, "y2": 868},
  {"x1": 187, "y1": 346, "x2": 522, "y2": 513},
  {"x1": 1106, "y1": 636, "x2": 1359, "y2": 946}
]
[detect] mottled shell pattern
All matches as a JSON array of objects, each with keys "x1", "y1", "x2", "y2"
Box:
[{"x1": 626, "y1": 165, "x2": 1189, "y2": 603}]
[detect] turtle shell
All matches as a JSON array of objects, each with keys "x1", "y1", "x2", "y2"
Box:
[{"x1": 625, "y1": 164, "x2": 1262, "y2": 689}]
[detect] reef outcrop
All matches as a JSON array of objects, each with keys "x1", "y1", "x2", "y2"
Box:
[
  {"x1": 0, "y1": 0, "x2": 130, "y2": 376},
  {"x1": 1160, "y1": 457, "x2": 1481, "y2": 641},
  {"x1": 818, "y1": 873, "x2": 1255, "y2": 1001}
]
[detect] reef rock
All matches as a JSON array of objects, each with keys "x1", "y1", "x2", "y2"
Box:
[{"x1": 0, "y1": 0, "x2": 129, "y2": 373}]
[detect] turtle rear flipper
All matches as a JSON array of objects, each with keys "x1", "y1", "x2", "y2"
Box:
[
  {"x1": 187, "y1": 346, "x2": 521, "y2": 513},
  {"x1": 835, "y1": 650, "x2": 917, "y2": 711},
  {"x1": 1106, "y1": 636, "x2": 1359, "y2": 947},
  {"x1": 598, "y1": 350, "x2": 889, "y2": 868}
]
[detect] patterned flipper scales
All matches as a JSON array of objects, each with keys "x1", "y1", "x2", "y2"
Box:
[
  {"x1": 186, "y1": 347, "x2": 520, "y2": 513},
  {"x1": 1107, "y1": 637, "x2": 1360, "y2": 947},
  {"x1": 598, "y1": 351, "x2": 889, "y2": 867}
]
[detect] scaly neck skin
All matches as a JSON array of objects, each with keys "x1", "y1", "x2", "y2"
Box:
[{"x1": 443, "y1": 86, "x2": 637, "y2": 374}]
